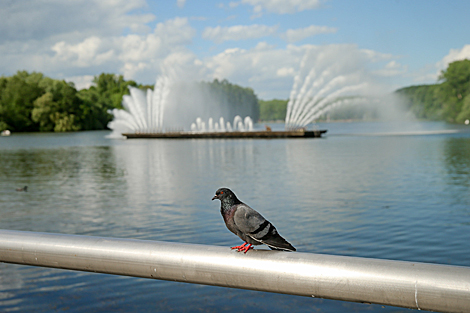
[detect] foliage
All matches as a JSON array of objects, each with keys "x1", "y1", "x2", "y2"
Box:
[
  {"x1": 395, "y1": 84, "x2": 442, "y2": 120},
  {"x1": 77, "y1": 73, "x2": 138, "y2": 130},
  {"x1": 437, "y1": 59, "x2": 470, "y2": 122},
  {"x1": 0, "y1": 121, "x2": 8, "y2": 132},
  {"x1": 0, "y1": 71, "x2": 44, "y2": 131},
  {"x1": 396, "y1": 59, "x2": 470, "y2": 123},
  {"x1": 457, "y1": 95, "x2": 470, "y2": 123},
  {"x1": 259, "y1": 99, "x2": 287, "y2": 121}
]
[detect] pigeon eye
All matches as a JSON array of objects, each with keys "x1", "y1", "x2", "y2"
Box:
[{"x1": 220, "y1": 191, "x2": 224, "y2": 194}]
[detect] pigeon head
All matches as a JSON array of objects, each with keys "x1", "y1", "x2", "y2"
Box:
[
  {"x1": 212, "y1": 188, "x2": 241, "y2": 211},
  {"x1": 212, "y1": 188, "x2": 235, "y2": 201},
  {"x1": 212, "y1": 188, "x2": 241, "y2": 201}
]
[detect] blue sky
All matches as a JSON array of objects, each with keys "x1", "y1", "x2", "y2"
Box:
[{"x1": 1, "y1": 0, "x2": 470, "y2": 99}]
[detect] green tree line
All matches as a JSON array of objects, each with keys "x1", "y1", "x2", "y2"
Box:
[
  {"x1": 396, "y1": 59, "x2": 470, "y2": 123},
  {"x1": 0, "y1": 71, "x2": 139, "y2": 132},
  {"x1": 0, "y1": 71, "x2": 259, "y2": 132},
  {"x1": 258, "y1": 99, "x2": 287, "y2": 121}
]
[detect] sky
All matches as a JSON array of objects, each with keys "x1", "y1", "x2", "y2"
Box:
[{"x1": 2, "y1": 0, "x2": 470, "y2": 99}]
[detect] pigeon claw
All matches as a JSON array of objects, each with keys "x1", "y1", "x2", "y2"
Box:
[
  {"x1": 239, "y1": 244, "x2": 253, "y2": 253},
  {"x1": 231, "y1": 242, "x2": 247, "y2": 250},
  {"x1": 230, "y1": 242, "x2": 253, "y2": 253}
]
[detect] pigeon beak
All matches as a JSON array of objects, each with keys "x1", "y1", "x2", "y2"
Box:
[{"x1": 212, "y1": 195, "x2": 218, "y2": 201}]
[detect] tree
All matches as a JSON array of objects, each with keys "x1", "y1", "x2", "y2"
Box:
[
  {"x1": 0, "y1": 71, "x2": 44, "y2": 131},
  {"x1": 456, "y1": 95, "x2": 470, "y2": 123},
  {"x1": 78, "y1": 73, "x2": 138, "y2": 129},
  {"x1": 395, "y1": 59, "x2": 470, "y2": 122},
  {"x1": 32, "y1": 92, "x2": 54, "y2": 131},
  {"x1": 92, "y1": 73, "x2": 138, "y2": 109},
  {"x1": 396, "y1": 84, "x2": 442, "y2": 120},
  {"x1": 437, "y1": 59, "x2": 470, "y2": 122},
  {"x1": 31, "y1": 79, "x2": 84, "y2": 132}
]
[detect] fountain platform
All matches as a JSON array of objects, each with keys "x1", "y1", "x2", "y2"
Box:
[{"x1": 123, "y1": 129, "x2": 327, "y2": 139}]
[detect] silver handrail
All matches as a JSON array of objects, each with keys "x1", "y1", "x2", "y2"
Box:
[{"x1": 0, "y1": 229, "x2": 468, "y2": 312}]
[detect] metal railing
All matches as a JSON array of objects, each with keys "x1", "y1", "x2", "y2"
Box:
[{"x1": 0, "y1": 229, "x2": 468, "y2": 313}]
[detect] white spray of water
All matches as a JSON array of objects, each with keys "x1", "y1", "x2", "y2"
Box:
[
  {"x1": 107, "y1": 75, "x2": 172, "y2": 138},
  {"x1": 191, "y1": 116, "x2": 254, "y2": 132},
  {"x1": 285, "y1": 46, "x2": 384, "y2": 130},
  {"x1": 108, "y1": 71, "x2": 257, "y2": 137}
]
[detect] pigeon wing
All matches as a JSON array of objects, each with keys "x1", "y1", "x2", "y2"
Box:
[{"x1": 233, "y1": 204, "x2": 296, "y2": 252}]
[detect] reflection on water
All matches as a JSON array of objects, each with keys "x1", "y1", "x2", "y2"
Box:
[
  {"x1": 0, "y1": 123, "x2": 470, "y2": 312},
  {"x1": 444, "y1": 138, "x2": 470, "y2": 184}
]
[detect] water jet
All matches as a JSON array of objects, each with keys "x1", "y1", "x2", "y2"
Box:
[
  {"x1": 285, "y1": 46, "x2": 372, "y2": 130},
  {"x1": 109, "y1": 56, "x2": 358, "y2": 139}
]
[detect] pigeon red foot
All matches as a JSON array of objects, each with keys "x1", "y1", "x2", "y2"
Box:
[{"x1": 231, "y1": 242, "x2": 253, "y2": 253}]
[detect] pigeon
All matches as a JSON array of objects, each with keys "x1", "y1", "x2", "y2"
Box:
[{"x1": 212, "y1": 187, "x2": 296, "y2": 253}]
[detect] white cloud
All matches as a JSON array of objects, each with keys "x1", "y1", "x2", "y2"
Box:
[
  {"x1": 229, "y1": 2, "x2": 240, "y2": 8},
  {"x1": 385, "y1": 60, "x2": 403, "y2": 69},
  {"x1": 0, "y1": 0, "x2": 408, "y2": 101},
  {"x1": 66, "y1": 75, "x2": 95, "y2": 90},
  {"x1": 1, "y1": 14, "x2": 198, "y2": 87},
  {"x1": 177, "y1": 0, "x2": 186, "y2": 8},
  {"x1": 281, "y1": 25, "x2": 337, "y2": 42},
  {"x1": 0, "y1": 0, "x2": 154, "y2": 43},
  {"x1": 411, "y1": 71, "x2": 438, "y2": 84},
  {"x1": 236, "y1": 0, "x2": 322, "y2": 15},
  {"x1": 372, "y1": 60, "x2": 408, "y2": 77},
  {"x1": 0, "y1": 0, "x2": 162, "y2": 83},
  {"x1": 53, "y1": 17, "x2": 194, "y2": 67},
  {"x1": 437, "y1": 45, "x2": 470, "y2": 72},
  {"x1": 276, "y1": 67, "x2": 295, "y2": 77},
  {"x1": 360, "y1": 49, "x2": 395, "y2": 63},
  {"x1": 202, "y1": 24, "x2": 278, "y2": 43},
  {"x1": 52, "y1": 37, "x2": 115, "y2": 67},
  {"x1": 410, "y1": 45, "x2": 470, "y2": 84}
]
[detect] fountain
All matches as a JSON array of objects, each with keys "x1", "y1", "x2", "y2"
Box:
[
  {"x1": 108, "y1": 75, "x2": 325, "y2": 139},
  {"x1": 190, "y1": 116, "x2": 253, "y2": 132},
  {"x1": 108, "y1": 67, "x2": 329, "y2": 139},
  {"x1": 107, "y1": 75, "x2": 171, "y2": 138},
  {"x1": 285, "y1": 47, "x2": 372, "y2": 130}
]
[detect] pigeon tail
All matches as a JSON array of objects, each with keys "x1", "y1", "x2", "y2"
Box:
[
  {"x1": 265, "y1": 237, "x2": 296, "y2": 252},
  {"x1": 249, "y1": 230, "x2": 296, "y2": 252}
]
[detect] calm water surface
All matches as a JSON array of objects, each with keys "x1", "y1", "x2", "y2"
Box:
[{"x1": 0, "y1": 121, "x2": 469, "y2": 312}]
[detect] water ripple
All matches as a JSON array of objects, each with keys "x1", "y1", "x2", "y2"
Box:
[{"x1": 1, "y1": 125, "x2": 468, "y2": 312}]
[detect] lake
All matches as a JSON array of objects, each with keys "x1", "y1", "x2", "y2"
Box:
[{"x1": 0, "y1": 121, "x2": 469, "y2": 312}]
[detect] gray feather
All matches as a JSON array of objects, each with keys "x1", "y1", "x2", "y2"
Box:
[{"x1": 233, "y1": 205, "x2": 295, "y2": 251}]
